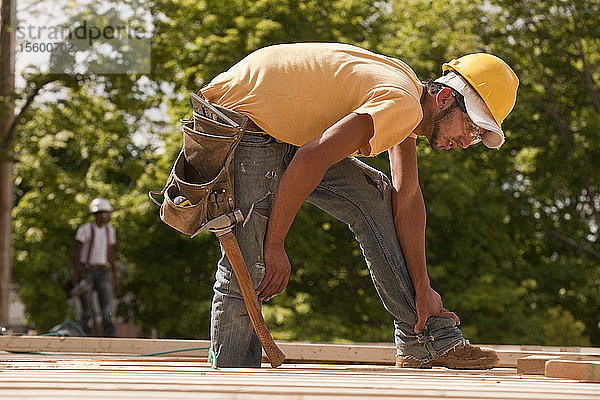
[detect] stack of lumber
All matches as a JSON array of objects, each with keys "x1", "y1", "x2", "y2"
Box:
[{"x1": 1, "y1": 336, "x2": 599, "y2": 399}]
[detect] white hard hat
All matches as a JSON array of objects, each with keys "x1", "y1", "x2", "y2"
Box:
[{"x1": 90, "y1": 198, "x2": 113, "y2": 213}]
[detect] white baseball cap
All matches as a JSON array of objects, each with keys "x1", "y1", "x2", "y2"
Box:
[{"x1": 434, "y1": 72, "x2": 505, "y2": 148}]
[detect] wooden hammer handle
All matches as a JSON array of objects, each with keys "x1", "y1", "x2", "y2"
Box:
[{"x1": 216, "y1": 230, "x2": 285, "y2": 368}]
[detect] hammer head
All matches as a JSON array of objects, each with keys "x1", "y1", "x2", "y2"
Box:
[{"x1": 191, "y1": 210, "x2": 244, "y2": 238}]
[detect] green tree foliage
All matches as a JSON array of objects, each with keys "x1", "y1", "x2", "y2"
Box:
[
  {"x1": 481, "y1": 0, "x2": 599, "y2": 345},
  {"x1": 12, "y1": 83, "x2": 152, "y2": 330},
  {"x1": 12, "y1": 0, "x2": 597, "y2": 346}
]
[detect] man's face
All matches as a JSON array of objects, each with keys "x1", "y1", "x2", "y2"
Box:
[
  {"x1": 96, "y1": 211, "x2": 112, "y2": 224},
  {"x1": 427, "y1": 92, "x2": 483, "y2": 151}
]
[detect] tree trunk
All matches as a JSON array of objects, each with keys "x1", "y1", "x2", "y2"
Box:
[
  {"x1": 0, "y1": 161, "x2": 12, "y2": 328},
  {"x1": 0, "y1": 0, "x2": 16, "y2": 328}
]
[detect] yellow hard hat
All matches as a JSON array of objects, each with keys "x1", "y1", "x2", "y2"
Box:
[{"x1": 442, "y1": 53, "x2": 519, "y2": 127}]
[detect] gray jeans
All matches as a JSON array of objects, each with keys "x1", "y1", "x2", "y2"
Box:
[
  {"x1": 80, "y1": 268, "x2": 115, "y2": 337},
  {"x1": 210, "y1": 132, "x2": 464, "y2": 367}
]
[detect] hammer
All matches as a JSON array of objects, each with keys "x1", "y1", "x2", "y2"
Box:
[{"x1": 192, "y1": 211, "x2": 286, "y2": 368}]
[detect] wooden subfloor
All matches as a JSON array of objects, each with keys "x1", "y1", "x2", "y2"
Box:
[{"x1": 1, "y1": 352, "x2": 599, "y2": 399}]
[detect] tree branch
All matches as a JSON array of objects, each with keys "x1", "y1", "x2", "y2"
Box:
[
  {"x1": 537, "y1": 82, "x2": 600, "y2": 229},
  {"x1": 537, "y1": 89, "x2": 573, "y2": 152},
  {"x1": 574, "y1": 26, "x2": 600, "y2": 116},
  {"x1": 544, "y1": 228, "x2": 600, "y2": 261},
  {"x1": 0, "y1": 76, "x2": 58, "y2": 152},
  {"x1": 580, "y1": 177, "x2": 600, "y2": 231}
]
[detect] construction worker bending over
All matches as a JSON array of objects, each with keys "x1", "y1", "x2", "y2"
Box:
[
  {"x1": 199, "y1": 43, "x2": 519, "y2": 368},
  {"x1": 72, "y1": 198, "x2": 118, "y2": 336}
]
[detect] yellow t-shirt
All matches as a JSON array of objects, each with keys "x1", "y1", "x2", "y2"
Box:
[{"x1": 201, "y1": 43, "x2": 423, "y2": 156}]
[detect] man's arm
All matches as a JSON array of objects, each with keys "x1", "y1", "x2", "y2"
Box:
[
  {"x1": 72, "y1": 241, "x2": 84, "y2": 284},
  {"x1": 388, "y1": 139, "x2": 460, "y2": 333},
  {"x1": 108, "y1": 227, "x2": 119, "y2": 287},
  {"x1": 108, "y1": 243, "x2": 120, "y2": 288},
  {"x1": 256, "y1": 112, "x2": 374, "y2": 301},
  {"x1": 108, "y1": 244, "x2": 115, "y2": 267}
]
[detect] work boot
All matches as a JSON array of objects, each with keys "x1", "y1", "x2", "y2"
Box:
[{"x1": 396, "y1": 343, "x2": 500, "y2": 370}]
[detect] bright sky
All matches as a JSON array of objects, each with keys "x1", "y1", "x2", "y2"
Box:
[
  {"x1": 15, "y1": 0, "x2": 153, "y2": 85},
  {"x1": 14, "y1": 0, "x2": 165, "y2": 149}
]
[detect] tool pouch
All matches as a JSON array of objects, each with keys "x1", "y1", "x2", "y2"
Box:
[{"x1": 149, "y1": 93, "x2": 249, "y2": 236}]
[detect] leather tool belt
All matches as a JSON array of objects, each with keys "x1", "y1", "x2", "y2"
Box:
[{"x1": 149, "y1": 93, "x2": 252, "y2": 237}]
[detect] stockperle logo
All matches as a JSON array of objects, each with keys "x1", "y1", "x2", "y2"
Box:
[{"x1": 16, "y1": 4, "x2": 152, "y2": 74}]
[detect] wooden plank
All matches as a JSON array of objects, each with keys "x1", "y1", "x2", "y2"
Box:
[
  {"x1": 0, "y1": 336, "x2": 396, "y2": 364},
  {"x1": 546, "y1": 360, "x2": 600, "y2": 382},
  {"x1": 2, "y1": 336, "x2": 599, "y2": 368},
  {"x1": 0, "y1": 336, "x2": 211, "y2": 357},
  {"x1": 1, "y1": 359, "x2": 600, "y2": 400},
  {"x1": 487, "y1": 344, "x2": 600, "y2": 355},
  {"x1": 517, "y1": 354, "x2": 600, "y2": 375},
  {"x1": 495, "y1": 349, "x2": 600, "y2": 368},
  {"x1": 276, "y1": 341, "x2": 395, "y2": 364},
  {"x1": 517, "y1": 355, "x2": 561, "y2": 375}
]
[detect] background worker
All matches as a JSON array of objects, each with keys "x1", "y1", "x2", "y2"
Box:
[
  {"x1": 199, "y1": 43, "x2": 519, "y2": 368},
  {"x1": 72, "y1": 198, "x2": 118, "y2": 337}
]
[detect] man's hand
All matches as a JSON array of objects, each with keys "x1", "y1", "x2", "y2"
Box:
[
  {"x1": 70, "y1": 271, "x2": 79, "y2": 286},
  {"x1": 71, "y1": 267, "x2": 85, "y2": 285},
  {"x1": 111, "y1": 268, "x2": 120, "y2": 288},
  {"x1": 414, "y1": 286, "x2": 460, "y2": 333},
  {"x1": 256, "y1": 113, "x2": 373, "y2": 302},
  {"x1": 257, "y1": 243, "x2": 291, "y2": 301}
]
